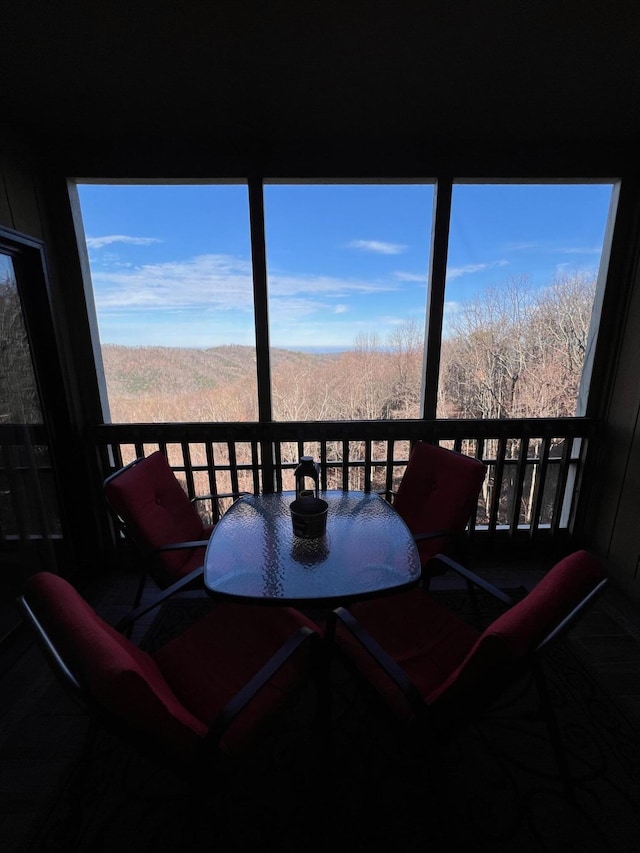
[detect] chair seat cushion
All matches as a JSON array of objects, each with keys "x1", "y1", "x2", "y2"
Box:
[
  {"x1": 427, "y1": 550, "x2": 607, "y2": 720},
  {"x1": 343, "y1": 587, "x2": 481, "y2": 718},
  {"x1": 342, "y1": 550, "x2": 606, "y2": 727},
  {"x1": 154, "y1": 604, "x2": 320, "y2": 754}
]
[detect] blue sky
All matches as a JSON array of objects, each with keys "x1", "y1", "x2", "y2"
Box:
[{"x1": 76, "y1": 182, "x2": 613, "y2": 350}]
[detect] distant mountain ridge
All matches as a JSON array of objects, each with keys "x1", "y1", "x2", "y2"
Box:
[{"x1": 101, "y1": 344, "x2": 337, "y2": 396}]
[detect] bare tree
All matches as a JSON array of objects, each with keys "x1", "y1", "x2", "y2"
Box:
[
  {"x1": 331, "y1": 333, "x2": 394, "y2": 420},
  {"x1": 0, "y1": 274, "x2": 42, "y2": 424},
  {"x1": 524, "y1": 272, "x2": 596, "y2": 416},
  {"x1": 385, "y1": 318, "x2": 424, "y2": 418},
  {"x1": 438, "y1": 273, "x2": 596, "y2": 421}
]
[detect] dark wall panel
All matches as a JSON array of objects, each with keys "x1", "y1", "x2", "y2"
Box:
[{"x1": 0, "y1": 143, "x2": 44, "y2": 238}]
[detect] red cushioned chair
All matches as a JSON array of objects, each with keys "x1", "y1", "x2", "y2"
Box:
[
  {"x1": 19, "y1": 571, "x2": 321, "y2": 779},
  {"x1": 380, "y1": 442, "x2": 487, "y2": 580},
  {"x1": 327, "y1": 550, "x2": 607, "y2": 798},
  {"x1": 103, "y1": 451, "x2": 249, "y2": 605}
]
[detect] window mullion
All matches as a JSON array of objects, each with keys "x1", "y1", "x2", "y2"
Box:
[
  {"x1": 422, "y1": 176, "x2": 452, "y2": 419},
  {"x1": 248, "y1": 177, "x2": 273, "y2": 422}
]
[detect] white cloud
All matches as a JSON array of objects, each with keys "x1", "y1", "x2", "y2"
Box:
[
  {"x1": 93, "y1": 254, "x2": 253, "y2": 312},
  {"x1": 393, "y1": 271, "x2": 427, "y2": 282},
  {"x1": 347, "y1": 240, "x2": 408, "y2": 255},
  {"x1": 446, "y1": 260, "x2": 508, "y2": 280},
  {"x1": 334, "y1": 304, "x2": 349, "y2": 314},
  {"x1": 270, "y1": 271, "x2": 397, "y2": 298},
  {"x1": 86, "y1": 235, "x2": 162, "y2": 249},
  {"x1": 92, "y1": 253, "x2": 400, "y2": 314}
]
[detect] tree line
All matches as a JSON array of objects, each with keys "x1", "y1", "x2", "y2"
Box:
[{"x1": 1, "y1": 271, "x2": 596, "y2": 426}]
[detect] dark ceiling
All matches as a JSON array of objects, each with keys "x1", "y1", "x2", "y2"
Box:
[{"x1": 2, "y1": 1, "x2": 640, "y2": 174}]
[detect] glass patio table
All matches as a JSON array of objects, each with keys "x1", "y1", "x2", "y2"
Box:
[{"x1": 203, "y1": 490, "x2": 421, "y2": 606}]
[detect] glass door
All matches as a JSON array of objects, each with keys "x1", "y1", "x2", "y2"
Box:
[{"x1": 0, "y1": 237, "x2": 63, "y2": 643}]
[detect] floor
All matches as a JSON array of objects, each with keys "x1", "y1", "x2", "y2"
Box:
[{"x1": 1, "y1": 556, "x2": 639, "y2": 851}]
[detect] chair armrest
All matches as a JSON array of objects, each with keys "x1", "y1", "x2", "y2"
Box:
[
  {"x1": 203, "y1": 626, "x2": 320, "y2": 749},
  {"x1": 328, "y1": 607, "x2": 426, "y2": 720},
  {"x1": 190, "y1": 491, "x2": 250, "y2": 505},
  {"x1": 153, "y1": 539, "x2": 209, "y2": 553},
  {"x1": 536, "y1": 577, "x2": 608, "y2": 652},
  {"x1": 426, "y1": 554, "x2": 514, "y2": 605},
  {"x1": 115, "y1": 566, "x2": 205, "y2": 633},
  {"x1": 18, "y1": 594, "x2": 85, "y2": 704}
]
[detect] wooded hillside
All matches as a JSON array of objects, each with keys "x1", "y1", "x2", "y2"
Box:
[
  {"x1": 0, "y1": 270, "x2": 596, "y2": 425},
  {"x1": 101, "y1": 344, "x2": 341, "y2": 421},
  {"x1": 100, "y1": 273, "x2": 597, "y2": 424}
]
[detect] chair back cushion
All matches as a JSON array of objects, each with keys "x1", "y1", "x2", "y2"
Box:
[
  {"x1": 391, "y1": 442, "x2": 486, "y2": 563},
  {"x1": 432, "y1": 550, "x2": 606, "y2": 720},
  {"x1": 24, "y1": 572, "x2": 206, "y2": 760},
  {"x1": 104, "y1": 451, "x2": 207, "y2": 583}
]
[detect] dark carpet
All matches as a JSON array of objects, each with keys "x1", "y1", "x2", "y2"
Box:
[{"x1": 25, "y1": 590, "x2": 640, "y2": 853}]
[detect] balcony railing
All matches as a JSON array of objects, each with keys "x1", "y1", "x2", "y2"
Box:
[
  {"x1": 91, "y1": 416, "x2": 597, "y2": 548},
  {"x1": 0, "y1": 415, "x2": 598, "y2": 580}
]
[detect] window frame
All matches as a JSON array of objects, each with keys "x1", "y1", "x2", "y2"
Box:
[{"x1": 73, "y1": 176, "x2": 619, "y2": 426}]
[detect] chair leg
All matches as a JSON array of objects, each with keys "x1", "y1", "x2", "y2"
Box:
[
  {"x1": 532, "y1": 660, "x2": 576, "y2": 801},
  {"x1": 118, "y1": 570, "x2": 150, "y2": 638}
]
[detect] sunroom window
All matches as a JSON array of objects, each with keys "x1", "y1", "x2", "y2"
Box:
[
  {"x1": 75, "y1": 180, "x2": 615, "y2": 425},
  {"x1": 76, "y1": 183, "x2": 258, "y2": 422},
  {"x1": 263, "y1": 182, "x2": 434, "y2": 420},
  {"x1": 437, "y1": 182, "x2": 614, "y2": 419}
]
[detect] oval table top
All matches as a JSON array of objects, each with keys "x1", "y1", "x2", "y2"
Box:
[{"x1": 203, "y1": 490, "x2": 421, "y2": 606}]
